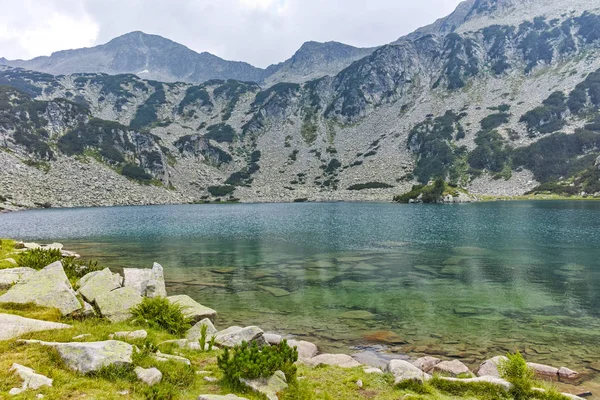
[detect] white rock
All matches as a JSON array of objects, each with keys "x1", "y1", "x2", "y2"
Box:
[
  {"x1": 9, "y1": 388, "x2": 23, "y2": 395},
  {"x1": 11, "y1": 363, "x2": 53, "y2": 390},
  {"x1": 431, "y1": 360, "x2": 471, "y2": 376},
  {"x1": 308, "y1": 354, "x2": 362, "y2": 368},
  {"x1": 412, "y1": 356, "x2": 441, "y2": 373},
  {"x1": 112, "y1": 330, "x2": 148, "y2": 340},
  {"x1": 134, "y1": 366, "x2": 162, "y2": 386},
  {"x1": 72, "y1": 334, "x2": 92, "y2": 340},
  {"x1": 95, "y1": 287, "x2": 143, "y2": 322},
  {"x1": 528, "y1": 362, "x2": 559, "y2": 377},
  {"x1": 477, "y1": 356, "x2": 507, "y2": 377},
  {"x1": 152, "y1": 351, "x2": 191, "y2": 365},
  {"x1": 288, "y1": 340, "x2": 318, "y2": 360},
  {"x1": 356, "y1": 379, "x2": 363, "y2": 388},
  {"x1": 263, "y1": 333, "x2": 282, "y2": 345},
  {"x1": 123, "y1": 263, "x2": 166, "y2": 298},
  {"x1": 364, "y1": 367, "x2": 384, "y2": 374},
  {"x1": 167, "y1": 295, "x2": 217, "y2": 322},
  {"x1": 0, "y1": 314, "x2": 71, "y2": 341},
  {"x1": 77, "y1": 268, "x2": 121, "y2": 303},
  {"x1": 558, "y1": 367, "x2": 579, "y2": 380},
  {"x1": 386, "y1": 359, "x2": 431, "y2": 384},
  {"x1": 0, "y1": 267, "x2": 36, "y2": 289},
  {"x1": 214, "y1": 326, "x2": 265, "y2": 348},
  {"x1": 186, "y1": 319, "x2": 218, "y2": 342},
  {"x1": 197, "y1": 395, "x2": 248, "y2": 400},
  {"x1": 241, "y1": 370, "x2": 288, "y2": 400},
  {"x1": 204, "y1": 376, "x2": 218, "y2": 383}
]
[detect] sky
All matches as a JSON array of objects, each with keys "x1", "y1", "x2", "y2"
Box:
[{"x1": 0, "y1": 0, "x2": 463, "y2": 68}]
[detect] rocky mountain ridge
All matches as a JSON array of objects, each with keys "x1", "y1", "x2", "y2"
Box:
[{"x1": 2, "y1": 0, "x2": 600, "y2": 209}]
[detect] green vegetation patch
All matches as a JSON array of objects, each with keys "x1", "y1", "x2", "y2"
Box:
[
  {"x1": 520, "y1": 91, "x2": 567, "y2": 136},
  {"x1": 131, "y1": 297, "x2": 192, "y2": 335},
  {"x1": 347, "y1": 182, "x2": 394, "y2": 191},
  {"x1": 130, "y1": 81, "x2": 166, "y2": 130},
  {"x1": 205, "y1": 123, "x2": 236, "y2": 143},
  {"x1": 178, "y1": 86, "x2": 212, "y2": 114}
]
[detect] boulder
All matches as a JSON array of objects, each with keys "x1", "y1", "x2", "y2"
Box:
[
  {"x1": 135, "y1": 367, "x2": 162, "y2": 386},
  {"x1": 0, "y1": 262, "x2": 82, "y2": 316},
  {"x1": 152, "y1": 351, "x2": 191, "y2": 365},
  {"x1": 412, "y1": 356, "x2": 442, "y2": 373},
  {"x1": 0, "y1": 267, "x2": 36, "y2": 289},
  {"x1": 18, "y1": 340, "x2": 133, "y2": 374},
  {"x1": 186, "y1": 319, "x2": 218, "y2": 342},
  {"x1": 438, "y1": 376, "x2": 512, "y2": 391},
  {"x1": 386, "y1": 359, "x2": 431, "y2": 384},
  {"x1": 214, "y1": 326, "x2": 265, "y2": 348},
  {"x1": 241, "y1": 370, "x2": 288, "y2": 400},
  {"x1": 0, "y1": 313, "x2": 71, "y2": 341},
  {"x1": 477, "y1": 356, "x2": 507, "y2": 377},
  {"x1": 528, "y1": 362, "x2": 559, "y2": 378},
  {"x1": 11, "y1": 363, "x2": 53, "y2": 390},
  {"x1": 167, "y1": 295, "x2": 217, "y2": 322},
  {"x1": 77, "y1": 268, "x2": 122, "y2": 303},
  {"x1": 197, "y1": 395, "x2": 248, "y2": 400},
  {"x1": 95, "y1": 287, "x2": 143, "y2": 322},
  {"x1": 558, "y1": 367, "x2": 579, "y2": 380},
  {"x1": 288, "y1": 340, "x2": 318, "y2": 360},
  {"x1": 111, "y1": 330, "x2": 148, "y2": 340},
  {"x1": 263, "y1": 333, "x2": 282, "y2": 345},
  {"x1": 308, "y1": 354, "x2": 361, "y2": 368},
  {"x1": 123, "y1": 263, "x2": 166, "y2": 298},
  {"x1": 432, "y1": 360, "x2": 471, "y2": 376}
]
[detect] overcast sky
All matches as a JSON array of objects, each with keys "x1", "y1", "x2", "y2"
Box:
[{"x1": 0, "y1": 0, "x2": 463, "y2": 68}]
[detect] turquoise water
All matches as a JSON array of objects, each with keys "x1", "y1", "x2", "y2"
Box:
[{"x1": 1, "y1": 201, "x2": 600, "y2": 388}]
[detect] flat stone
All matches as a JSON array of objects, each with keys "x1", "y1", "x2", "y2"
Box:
[
  {"x1": 215, "y1": 326, "x2": 265, "y2": 348},
  {"x1": 308, "y1": 354, "x2": 362, "y2": 368},
  {"x1": 528, "y1": 362, "x2": 559, "y2": 377},
  {"x1": 197, "y1": 395, "x2": 248, "y2": 400},
  {"x1": 432, "y1": 360, "x2": 471, "y2": 376},
  {"x1": 77, "y1": 268, "x2": 121, "y2": 303},
  {"x1": 412, "y1": 356, "x2": 442, "y2": 373},
  {"x1": 95, "y1": 287, "x2": 143, "y2": 322},
  {"x1": 0, "y1": 262, "x2": 82, "y2": 316},
  {"x1": 111, "y1": 330, "x2": 148, "y2": 340},
  {"x1": 204, "y1": 376, "x2": 218, "y2": 383},
  {"x1": 19, "y1": 340, "x2": 133, "y2": 374},
  {"x1": 477, "y1": 356, "x2": 507, "y2": 377},
  {"x1": 123, "y1": 263, "x2": 166, "y2": 298},
  {"x1": 438, "y1": 376, "x2": 512, "y2": 391},
  {"x1": 288, "y1": 340, "x2": 318, "y2": 360},
  {"x1": 135, "y1": 367, "x2": 162, "y2": 386},
  {"x1": 167, "y1": 295, "x2": 217, "y2": 322},
  {"x1": 152, "y1": 351, "x2": 191, "y2": 365},
  {"x1": 11, "y1": 363, "x2": 53, "y2": 389},
  {"x1": 558, "y1": 367, "x2": 579, "y2": 380},
  {"x1": 386, "y1": 359, "x2": 431, "y2": 384},
  {"x1": 186, "y1": 319, "x2": 218, "y2": 342},
  {"x1": 263, "y1": 333, "x2": 282, "y2": 345},
  {"x1": 0, "y1": 267, "x2": 36, "y2": 289},
  {"x1": 363, "y1": 330, "x2": 406, "y2": 344},
  {"x1": 241, "y1": 370, "x2": 288, "y2": 400},
  {"x1": 0, "y1": 314, "x2": 71, "y2": 341}
]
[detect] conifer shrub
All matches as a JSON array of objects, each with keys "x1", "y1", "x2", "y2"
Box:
[
  {"x1": 130, "y1": 297, "x2": 192, "y2": 335},
  {"x1": 17, "y1": 248, "x2": 62, "y2": 270}
]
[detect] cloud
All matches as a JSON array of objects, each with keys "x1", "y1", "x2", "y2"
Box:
[{"x1": 0, "y1": 0, "x2": 462, "y2": 67}]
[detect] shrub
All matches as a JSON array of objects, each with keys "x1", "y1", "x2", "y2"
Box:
[
  {"x1": 347, "y1": 182, "x2": 394, "y2": 190},
  {"x1": 498, "y1": 352, "x2": 534, "y2": 399},
  {"x1": 205, "y1": 123, "x2": 235, "y2": 143},
  {"x1": 88, "y1": 363, "x2": 137, "y2": 382},
  {"x1": 480, "y1": 113, "x2": 510, "y2": 130},
  {"x1": 217, "y1": 340, "x2": 298, "y2": 388},
  {"x1": 430, "y1": 376, "x2": 510, "y2": 400},
  {"x1": 208, "y1": 185, "x2": 235, "y2": 197},
  {"x1": 62, "y1": 258, "x2": 103, "y2": 280},
  {"x1": 130, "y1": 297, "x2": 192, "y2": 335},
  {"x1": 121, "y1": 163, "x2": 153, "y2": 182},
  {"x1": 17, "y1": 248, "x2": 62, "y2": 270}
]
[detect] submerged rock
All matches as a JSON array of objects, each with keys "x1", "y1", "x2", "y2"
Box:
[
  {"x1": 0, "y1": 314, "x2": 71, "y2": 341},
  {"x1": 339, "y1": 310, "x2": 375, "y2": 320},
  {"x1": 167, "y1": 295, "x2": 217, "y2": 322},
  {"x1": 0, "y1": 262, "x2": 82, "y2": 316},
  {"x1": 215, "y1": 326, "x2": 265, "y2": 348},
  {"x1": 18, "y1": 340, "x2": 133, "y2": 374}
]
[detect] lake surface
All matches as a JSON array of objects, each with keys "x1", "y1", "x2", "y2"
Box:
[{"x1": 1, "y1": 201, "x2": 600, "y2": 388}]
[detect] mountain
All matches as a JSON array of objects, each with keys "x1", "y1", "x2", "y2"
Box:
[
  {"x1": 262, "y1": 41, "x2": 377, "y2": 86},
  {"x1": 0, "y1": 32, "x2": 376, "y2": 87},
  {"x1": 2, "y1": 0, "x2": 600, "y2": 210}
]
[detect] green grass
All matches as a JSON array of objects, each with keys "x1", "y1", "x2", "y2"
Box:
[{"x1": 0, "y1": 239, "x2": 20, "y2": 269}]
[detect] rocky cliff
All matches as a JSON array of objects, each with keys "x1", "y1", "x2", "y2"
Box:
[{"x1": 2, "y1": 0, "x2": 600, "y2": 210}]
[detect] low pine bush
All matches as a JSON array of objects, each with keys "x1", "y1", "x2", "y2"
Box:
[
  {"x1": 130, "y1": 297, "x2": 192, "y2": 335},
  {"x1": 17, "y1": 248, "x2": 62, "y2": 270},
  {"x1": 217, "y1": 340, "x2": 298, "y2": 388}
]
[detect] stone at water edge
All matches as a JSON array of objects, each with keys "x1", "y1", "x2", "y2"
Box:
[
  {"x1": 431, "y1": 359, "x2": 471, "y2": 376},
  {"x1": 135, "y1": 367, "x2": 162, "y2": 386},
  {"x1": 214, "y1": 326, "x2": 265, "y2": 348},
  {"x1": 241, "y1": 370, "x2": 288, "y2": 400},
  {"x1": 123, "y1": 263, "x2": 167, "y2": 298},
  {"x1": 287, "y1": 339, "x2": 318, "y2": 360},
  {"x1": 412, "y1": 356, "x2": 442, "y2": 373},
  {"x1": 0, "y1": 313, "x2": 72, "y2": 341},
  {"x1": 386, "y1": 359, "x2": 431, "y2": 384},
  {"x1": 558, "y1": 367, "x2": 579, "y2": 380},
  {"x1": 167, "y1": 295, "x2": 217, "y2": 322},
  {"x1": 186, "y1": 319, "x2": 218, "y2": 342},
  {"x1": 77, "y1": 268, "x2": 122, "y2": 303},
  {"x1": 0, "y1": 267, "x2": 36, "y2": 289},
  {"x1": 263, "y1": 333, "x2": 282, "y2": 345},
  {"x1": 18, "y1": 340, "x2": 133, "y2": 374},
  {"x1": 11, "y1": 363, "x2": 53, "y2": 390},
  {"x1": 307, "y1": 354, "x2": 362, "y2": 368},
  {"x1": 476, "y1": 356, "x2": 507, "y2": 377},
  {"x1": 0, "y1": 261, "x2": 82, "y2": 316},
  {"x1": 528, "y1": 362, "x2": 559, "y2": 378},
  {"x1": 95, "y1": 287, "x2": 143, "y2": 322}
]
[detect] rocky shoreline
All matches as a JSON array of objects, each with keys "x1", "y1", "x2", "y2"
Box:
[{"x1": 0, "y1": 241, "x2": 594, "y2": 399}]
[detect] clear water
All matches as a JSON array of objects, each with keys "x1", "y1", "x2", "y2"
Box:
[{"x1": 1, "y1": 201, "x2": 600, "y2": 390}]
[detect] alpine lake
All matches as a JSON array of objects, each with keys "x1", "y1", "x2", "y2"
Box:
[{"x1": 1, "y1": 201, "x2": 600, "y2": 393}]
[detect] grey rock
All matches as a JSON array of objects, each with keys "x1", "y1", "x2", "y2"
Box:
[
  {"x1": 152, "y1": 351, "x2": 191, "y2": 365},
  {"x1": 111, "y1": 330, "x2": 148, "y2": 340},
  {"x1": 204, "y1": 376, "x2": 218, "y2": 383},
  {"x1": 197, "y1": 395, "x2": 248, "y2": 400},
  {"x1": 11, "y1": 363, "x2": 53, "y2": 390},
  {"x1": 0, "y1": 267, "x2": 36, "y2": 289},
  {"x1": 0, "y1": 313, "x2": 71, "y2": 341},
  {"x1": 288, "y1": 340, "x2": 318, "y2": 360},
  {"x1": 363, "y1": 367, "x2": 383, "y2": 374},
  {"x1": 412, "y1": 356, "x2": 442, "y2": 373},
  {"x1": 477, "y1": 356, "x2": 507, "y2": 377},
  {"x1": 186, "y1": 318, "x2": 217, "y2": 342},
  {"x1": 0, "y1": 262, "x2": 82, "y2": 316},
  {"x1": 241, "y1": 370, "x2": 288, "y2": 400},
  {"x1": 135, "y1": 367, "x2": 162, "y2": 386},
  {"x1": 527, "y1": 362, "x2": 559, "y2": 377},
  {"x1": 95, "y1": 287, "x2": 143, "y2": 322},
  {"x1": 77, "y1": 268, "x2": 121, "y2": 303},
  {"x1": 123, "y1": 263, "x2": 166, "y2": 298},
  {"x1": 558, "y1": 367, "x2": 579, "y2": 380},
  {"x1": 19, "y1": 340, "x2": 133, "y2": 374},
  {"x1": 432, "y1": 360, "x2": 471, "y2": 376},
  {"x1": 386, "y1": 359, "x2": 431, "y2": 384},
  {"x1": 214, "y1": 326, "x2": 265, "y2": 348},
  {"x1": 167, "y1": 295, "x2": 217, "y2": 322},
  {"x1": 307, "y1": 354, "x2": 362, "y2": 368},
  {"x1": 263, "y1": 333, "x2": 282, "y2": 345}
]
